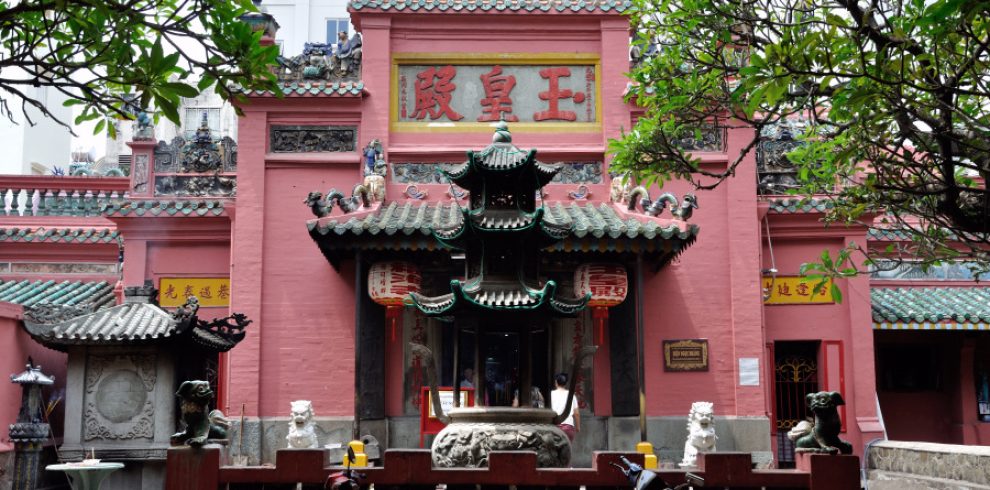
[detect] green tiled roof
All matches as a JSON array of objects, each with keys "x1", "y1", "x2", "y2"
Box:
[
  {"x1": 0, "y1": 279, "x2": 116, "y2": 309},
  {"x1": 867, "y1": 228, "x2": 914, "y2": 241},
  {"x1": 764, "y1": 197, "x2": 835, "y2": 214},
  {"x1": 350, "y1": 0, "x2": 630, "y2": 12},
  {"x1": 872, "y1": 287, "x2": 990, "y2": 326},
  {"x1": 308, "y1": 200, "x2": 698, "y2": 263},
  {"x1": 244, "y1": 81, "x2": 365, "y2": 97},
  {"x1": 101, "y1": 199, "x2": 227, "y2": 217},
  {"x1": 0, "y1": 227, "x2": 119, "y2": 244}
]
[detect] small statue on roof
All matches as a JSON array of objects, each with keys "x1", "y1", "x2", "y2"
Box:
[
  {"x1": 134, "y1": 111, "x2": 154, "y2": 140},
  {"x1": 301, "y1": 42, "x2": 331, "y2": 79},
  {"x1": 331, "y1": 32, "x2": 362, "y2": 76},
  {"x1": 172, "y1": 296, "x2": 200, "y2": 323}
]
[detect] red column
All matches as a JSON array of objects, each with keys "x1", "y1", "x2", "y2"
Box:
[{"x1": 953, "y1": 339, "x2": 978, "y2": 444}]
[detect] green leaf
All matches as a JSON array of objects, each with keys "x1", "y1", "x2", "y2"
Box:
[
  {"x1": 164, "y1": 82, "x2": 199, "y2": 98},
  {"x1": 829, "y1": 283, "x2": 842, "y2": 303}
]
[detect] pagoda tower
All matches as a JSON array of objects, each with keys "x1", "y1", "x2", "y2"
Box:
[
  {"x1": 411, "y1": 122, "x2": 592, "y2": 468},
  {"x1": 411, "y1": 121, "x2": 589, "y2": 318}
]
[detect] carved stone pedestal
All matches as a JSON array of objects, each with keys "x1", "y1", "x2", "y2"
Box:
[{"x1": 431, "y1": 407, "x2": 570, "y2": 468}]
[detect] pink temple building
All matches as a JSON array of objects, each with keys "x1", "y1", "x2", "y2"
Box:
[{"x1": 1, "y1": 1, "x2": 989, "y2": 485}]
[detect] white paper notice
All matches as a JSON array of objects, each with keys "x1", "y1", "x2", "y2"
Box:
[{"x1": 739, "y1": 358, "x2": 760, "y2": 386}]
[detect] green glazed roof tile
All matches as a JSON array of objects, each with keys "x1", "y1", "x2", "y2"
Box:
[
  {"x1": 0, "y1": 279, "x2": 116, "y2": 309},
  {"x1": 764, "y1": 197, "x2": 835, "y2": 214},
  {"x1": 872, "y1": 287, "x2": 990, "y2": 325},
  {"x1": 101, "y1": 199, "x2": 227, "y2": 218},
  {"x1": 246, "y1": 80, "x2": 365, "y2": 97},
  {"x1": 308, "y1": 200, "x2": 698, "y2": 262},
  {"x1": 0, "y1": 227, "x2": 119, "y2": 244}
]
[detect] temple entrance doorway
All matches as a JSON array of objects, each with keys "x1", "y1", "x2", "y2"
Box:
[
  {"x1": 440, "y1": 327, "x2": 551, "y2": 407},
  {"x1": 772, "y1": 341, "x2": 820, "y2": 468}
]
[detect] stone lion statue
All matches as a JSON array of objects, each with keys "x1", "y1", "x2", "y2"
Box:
[
  {"x1": 787, "y1": 391, "x2": 852, "y2": 454},
  {"x1": 286, "y1": 400, "x2": 319, "y2": 449},
  {"x1": 170, "y1": 380, "x2": 230, "y2": 447},
  {"x1": 680, "y1": 401, "x2": 716, "y2": 468}
]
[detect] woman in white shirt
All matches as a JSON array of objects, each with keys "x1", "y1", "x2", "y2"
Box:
[{"x1": 550, "y1": 372, "x2": 580, "y2": 441}]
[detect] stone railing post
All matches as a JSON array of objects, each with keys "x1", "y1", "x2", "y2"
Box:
[
  {"x1": 165, "y1": 446, "x2": 221, "y2": 490},
  {"x1": 796, "y1": 452, "x2": 860, "y2": 490}
]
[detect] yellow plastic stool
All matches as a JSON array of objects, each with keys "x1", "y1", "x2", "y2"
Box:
[
  {"x1": 635, "y1": 441, "x2": 658, "y2": 469},
  {"x1": 344, "y1": 440, "x2": 369, "y2": 467}
]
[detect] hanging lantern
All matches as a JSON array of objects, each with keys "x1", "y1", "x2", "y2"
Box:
[
  {"x1": 369, "y1": 262, "x2": 422, "y2": 342},
  {"x1": 574, "y1": 263, "x2": 628, "y2": 345}
]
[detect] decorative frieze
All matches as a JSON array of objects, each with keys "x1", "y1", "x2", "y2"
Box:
[
  {"x1": 757, "y1": 119, "x2": 806, "y2": 194},
  {"x1": 152, "y1": 119, "x2": 238, "y2": 197},
  {"x1": 671, "y1": 125, "x2": 724, "y2": 152},
  {"x1": 8, "y1": 262, "x2": 119, "y2": 275},
  {"x1": 155, "y1": 175, "x2": 237, "y2": 197},
  {"x1": 270, "y1": 126, "x2": 358, "y2": 153}
]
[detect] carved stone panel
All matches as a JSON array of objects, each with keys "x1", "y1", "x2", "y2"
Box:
[
  {"x1": 84, "y1": 353, "x2": 157, "y2": 441},
  {"x1": 270, "y1": 126, "x2": 357, "y2": 153},
  {"x1": 133, "y1": 154, "x2": 149, "y2": 193},
  {"x1": 154, "y1": 137, "x2": 185, "y2": 173}
]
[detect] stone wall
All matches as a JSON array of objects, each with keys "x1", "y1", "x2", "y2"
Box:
[{"x1": 868, "y1": 440, "x2": 990, "y2": 489}]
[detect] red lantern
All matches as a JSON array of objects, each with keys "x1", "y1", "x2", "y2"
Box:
[
  {"x1": 574, "y1": 263, "x2": 628, "y2": 345},
  {"x1": 369, "y1": 262, "x2": 422, "y2": 342}
]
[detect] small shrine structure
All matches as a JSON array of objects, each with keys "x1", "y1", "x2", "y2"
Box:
[{"x1": 21, "y1": 284, "x2": 248, "y2": 488}]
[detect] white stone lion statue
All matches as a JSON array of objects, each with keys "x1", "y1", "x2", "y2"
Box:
[
  {"x1": 680, "y1": 401, "x2": 716, "y2": 468},
  {"x1": 286, "y1": 400, "x2": 319, "y2": 449}
]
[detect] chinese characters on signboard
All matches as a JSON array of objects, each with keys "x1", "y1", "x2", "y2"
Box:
[
  {"x1": 159, "y1": 277, "x2": 231, "y2": 308},
  {"x1": 762, "y1": 276, "x2": 834, "y2": 304},
  {"x1": 397, "y1": 64, "x2": 597, "y2": 124},
  {"x1": 663, "y1": 339, "x2": 709, "y2": 372}
]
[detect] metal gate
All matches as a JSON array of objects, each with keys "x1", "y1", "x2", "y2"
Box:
[{"x1": 773, "y1": 342, "x2": 819, "y2": 468}]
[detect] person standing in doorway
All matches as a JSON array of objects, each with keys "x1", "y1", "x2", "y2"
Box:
[
  {"x1": 551, "y1": 372, "x2": 579, "y2": 441},
  {"x1": 459, "y1": 368, "x2": 475, "y2": 389}
]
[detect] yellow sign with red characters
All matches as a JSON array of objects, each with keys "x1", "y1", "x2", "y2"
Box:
[
  {"x1": 159, "y1": 277, "x2": 231, "y2": 307},
  {"x1": 762, "y1": 276, "x2": 834, "y2": 305}
]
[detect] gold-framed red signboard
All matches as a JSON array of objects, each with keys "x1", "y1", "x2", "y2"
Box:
[{"x1": 663, "y1": 339, "x2": 709, "y2": 372}]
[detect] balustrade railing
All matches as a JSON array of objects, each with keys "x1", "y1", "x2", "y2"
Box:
[
  {"x1": 0, "y1": 176, "x2": 129, "y2": 217},
  {"x1": 165, "y1": 447, "x2": 860, "y2": 490}
]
